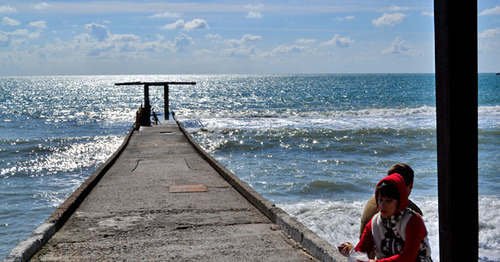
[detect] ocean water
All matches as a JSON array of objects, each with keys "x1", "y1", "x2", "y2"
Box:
[{"x1": 0, "y1": 74, "x2": 498, "y2": 261}]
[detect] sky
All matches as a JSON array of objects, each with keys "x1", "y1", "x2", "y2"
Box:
[{"x1": 0, "y1": 0, "x2": 498, "y2": 76}]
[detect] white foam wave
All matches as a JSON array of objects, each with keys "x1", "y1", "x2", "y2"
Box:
[
  {"x1": 177, "y1": 106, "x2": 437, "y2": 119},
  {"x1": 176, "y1": 105, "x2": 500, "y2": 119},
  {"x1": 184, "y1": 115, "x2": 435, "y2": 131},
  {"x1": 178, "y1": 105, "x2": 499, "y2": 131},
  {"x1": 479, "y1": 105, "x2": 500, "y2": 116},
  {"x1": 278, "y1": 195, "x2": 500, "y2": 262}
]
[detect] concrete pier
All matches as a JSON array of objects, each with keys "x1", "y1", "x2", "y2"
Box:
[{"x1": 8, "y1": 121, "x2": 341, "y2": 261}]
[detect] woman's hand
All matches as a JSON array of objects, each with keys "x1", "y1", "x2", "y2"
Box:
[{"x1": 337, "y1": 242, "x2": 353, "y2": 256}]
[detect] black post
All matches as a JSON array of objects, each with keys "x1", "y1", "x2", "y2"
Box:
[
  {"x1": 115, "y1": 81, "x2": 195, "y2": 125},
  {"x1": 144, "y1": 84, "x2": 150, "y2": 109},
  {"x1": 142, "y1": 84, "x2": 151, "y2": 126},
  {"x1": 434, "y1": 0, "x2": 478, "y2": 261},
  {"x1": 164, "y1": 84, "x2": 169, "y2": 120}
]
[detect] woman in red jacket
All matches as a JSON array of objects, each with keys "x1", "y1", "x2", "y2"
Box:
[{"x1": 339, "y1": 173, "x2": 432, "y2": 261}]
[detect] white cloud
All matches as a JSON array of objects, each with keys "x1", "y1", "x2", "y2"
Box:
[
  {"x1": 420, "y1": 11, "x2": 434, "y2": 17},
  {"x1": 162, "y1": 20, "x2": 185, "y2": 30},
  {"x1": 382, "y1": 36, "x2": 409, "y2": 55},
  {"x1": 480, "y1": 6, "x2": 500, "y2": 16},
  {"x1": 74, "y1": 24, "x2": 187, "y2": 57},
  {"x1": 0, "y1": 31, "x2": 9, "y2": 46},
  {"x1": 372, "y1": 13, "x2": 406, "y2": 27},
  {"x1": 10, "y1": 29, "x2": 29, "y2": 37},
  {"x1": 108, "y1": 34, "x2": 141, "y2": 42},
  {"x1": 172, "y1": 33, "x2": 193, "y2": 52},
  {"x1": 88, "y1": 43, "x2": 113, "y2": 57},
  {"x1": 134, "y1": 34, "x2": 172, "y2": 53},
  {"x1": 28, "y1": 21, "x2": 47, "y2": 30},
  {"x1": 0, "y1": 5, "x2": 17, "y2": 14},
  {"x1": 336, "y1": 15, "x2": 354, "y2": 21},
  {"x1": 247, "y1": 11, "x2": 263, "y2": 19},
  {"x1": 245, "y1": 3, "x2": 264, "y2": 19},
  {"x1": 82, "y1": 23, "x2": 142, "y2": 53},
  {"x1": 223, "y1": 45, "x2": 256, "y2": 57},
  {"x1": 242, "y1": 34, "x2": 262, "y2": 42},
  {"x1": 0, "y1": 25, "x2": 46, "y2": 46},
  {"x1": 2, "y1": 17, "x2": 20, "y2": 26},
  {"x1": 84, "y1": 23, "x2": 110, "y2": 41},
  {"x1": 185, "y1": 19, "x2": 209, "y2": 30},
  {"x1": 223, "y1": 34, "x2": 262, "y2": 57},
  {"x1": 206, "y1": 33, "x2": 221, "y2": 39},
  {"x1": 479, "y1": 28, "x2": 500, "y2": 52},
  {"x1": 385, "y1": 6, "x2": 409, "y2": 12},
  {"x1": 162, "y1": 19, "x2": 208, "y2": 31},
  {"x1": 271, "y1": 45, "x2": 310, "y2": 55},
  {"x1": 149, "y1": 11, "x2": 181, "y2": 18},
  {"x1": 244, "y1": 4, "x2": 264, "y2": 10},
  {"x1": 0, "y1": 22, "x2": 198, "y2": 68},
  {"x1": 194, "y1": 49, "x2": 217, "y2": 56},
  {"x1": 479, "y1": 28, "x2": 500, "y2": 38},
  {"x1": 320, "y1": 34, "x2": 354, "y2": 48},
  {"x1": 228, "y1": 34, "x2": 262, "y2": 47},
  {"x1": 31, "y1": 2, "x2": 49, "y2": 10},
  {"x1": 296, "y1": 38, "x2": 316, "y2": 44},
  {"x1": 28, "y1": 32, "x2": 41, "y2": 39}
]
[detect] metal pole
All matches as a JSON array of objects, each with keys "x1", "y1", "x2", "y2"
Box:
[
  {"x1": 143, "y1": 84, "x2": 151, "y2": 126},
  {"x1": 434, "y1": 0, "x2": 478, "y2": 261},
  {"x1": 115, "y1": 81, "x2": 196, "y2": 124},
  {"x1": 144, "y1": 84, "x2": 150, "y2": 109},
  {"x1": 164, "y1": 84, "x2": 169, "y2": 120}
]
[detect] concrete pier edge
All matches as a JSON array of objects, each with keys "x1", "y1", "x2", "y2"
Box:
[
  {"x1": 5, "y1": 125, "x2": 137, "y2": 262},
  {"x1": 176, "y1": 120, "x2": 341, "y2": 262},
  {"x1": 6, "y1": 119, "x2": 342, "y2": 262}
]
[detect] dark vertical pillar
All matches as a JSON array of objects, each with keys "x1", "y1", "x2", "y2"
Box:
[
  {"x1": 144, "y1": 84, "x2": 150, "y2": 109},
  {"x1": 142, "y1": 84, "x2": 151, "y2": 126},
  {"x1": 164, "y1": 85, "x2": 169, "y2": 120},
  {"x1": 434, "y1": 0, "x2": 478, "y2": 261}
]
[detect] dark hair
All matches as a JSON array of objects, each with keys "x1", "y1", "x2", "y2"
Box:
[
  {"x1": 376, "y1": 181, "x2": 400, "y2": 203},
  {"x1": 387, "y1": 163, "x2": 414, "y2": 186}
]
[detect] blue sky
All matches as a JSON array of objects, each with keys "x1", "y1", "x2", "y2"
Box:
[{"x1": 0, "y1": 1, "x2": 498, "y2": 75}]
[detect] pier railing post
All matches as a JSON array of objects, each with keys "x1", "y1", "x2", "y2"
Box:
[
  {"x1": 142, "y1": 84, "x2": 152, "y2": 126},
  {"x1": 164, "y1": 84, "x2": 169, "y2": 120}
]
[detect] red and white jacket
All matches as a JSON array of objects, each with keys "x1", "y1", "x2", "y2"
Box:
[{"x1": 356, "y1": 174, "x2": 432, "y2": 262}]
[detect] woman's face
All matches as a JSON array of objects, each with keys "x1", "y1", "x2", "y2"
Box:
[{"x1": 377, "y1": 196, "x2": 398, "y2": 218}]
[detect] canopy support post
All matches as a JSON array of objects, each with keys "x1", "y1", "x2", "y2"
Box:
[{"x1": 434, "y1": 0, "x2": 478, "y2": 261}]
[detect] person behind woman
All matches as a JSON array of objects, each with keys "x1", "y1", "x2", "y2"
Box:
[{"x1": 339, "y1": 173, "x2": 432, "y2": 261}]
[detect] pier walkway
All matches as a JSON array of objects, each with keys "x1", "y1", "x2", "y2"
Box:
[{"x1": 13, "y1": 122, "x2": 341, "y2": 261}]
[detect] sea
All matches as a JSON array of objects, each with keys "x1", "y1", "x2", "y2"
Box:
[{"x1": 0, "y1": 74, "x2": 498, "y2": 261}]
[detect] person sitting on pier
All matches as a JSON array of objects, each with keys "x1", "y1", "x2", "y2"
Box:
[
  {"x1": 339, "y1": 173, "x2": 432, "y2": 261},
  {"x1": 152, "y1": 109, "x2": 160, "y2": 125}
]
